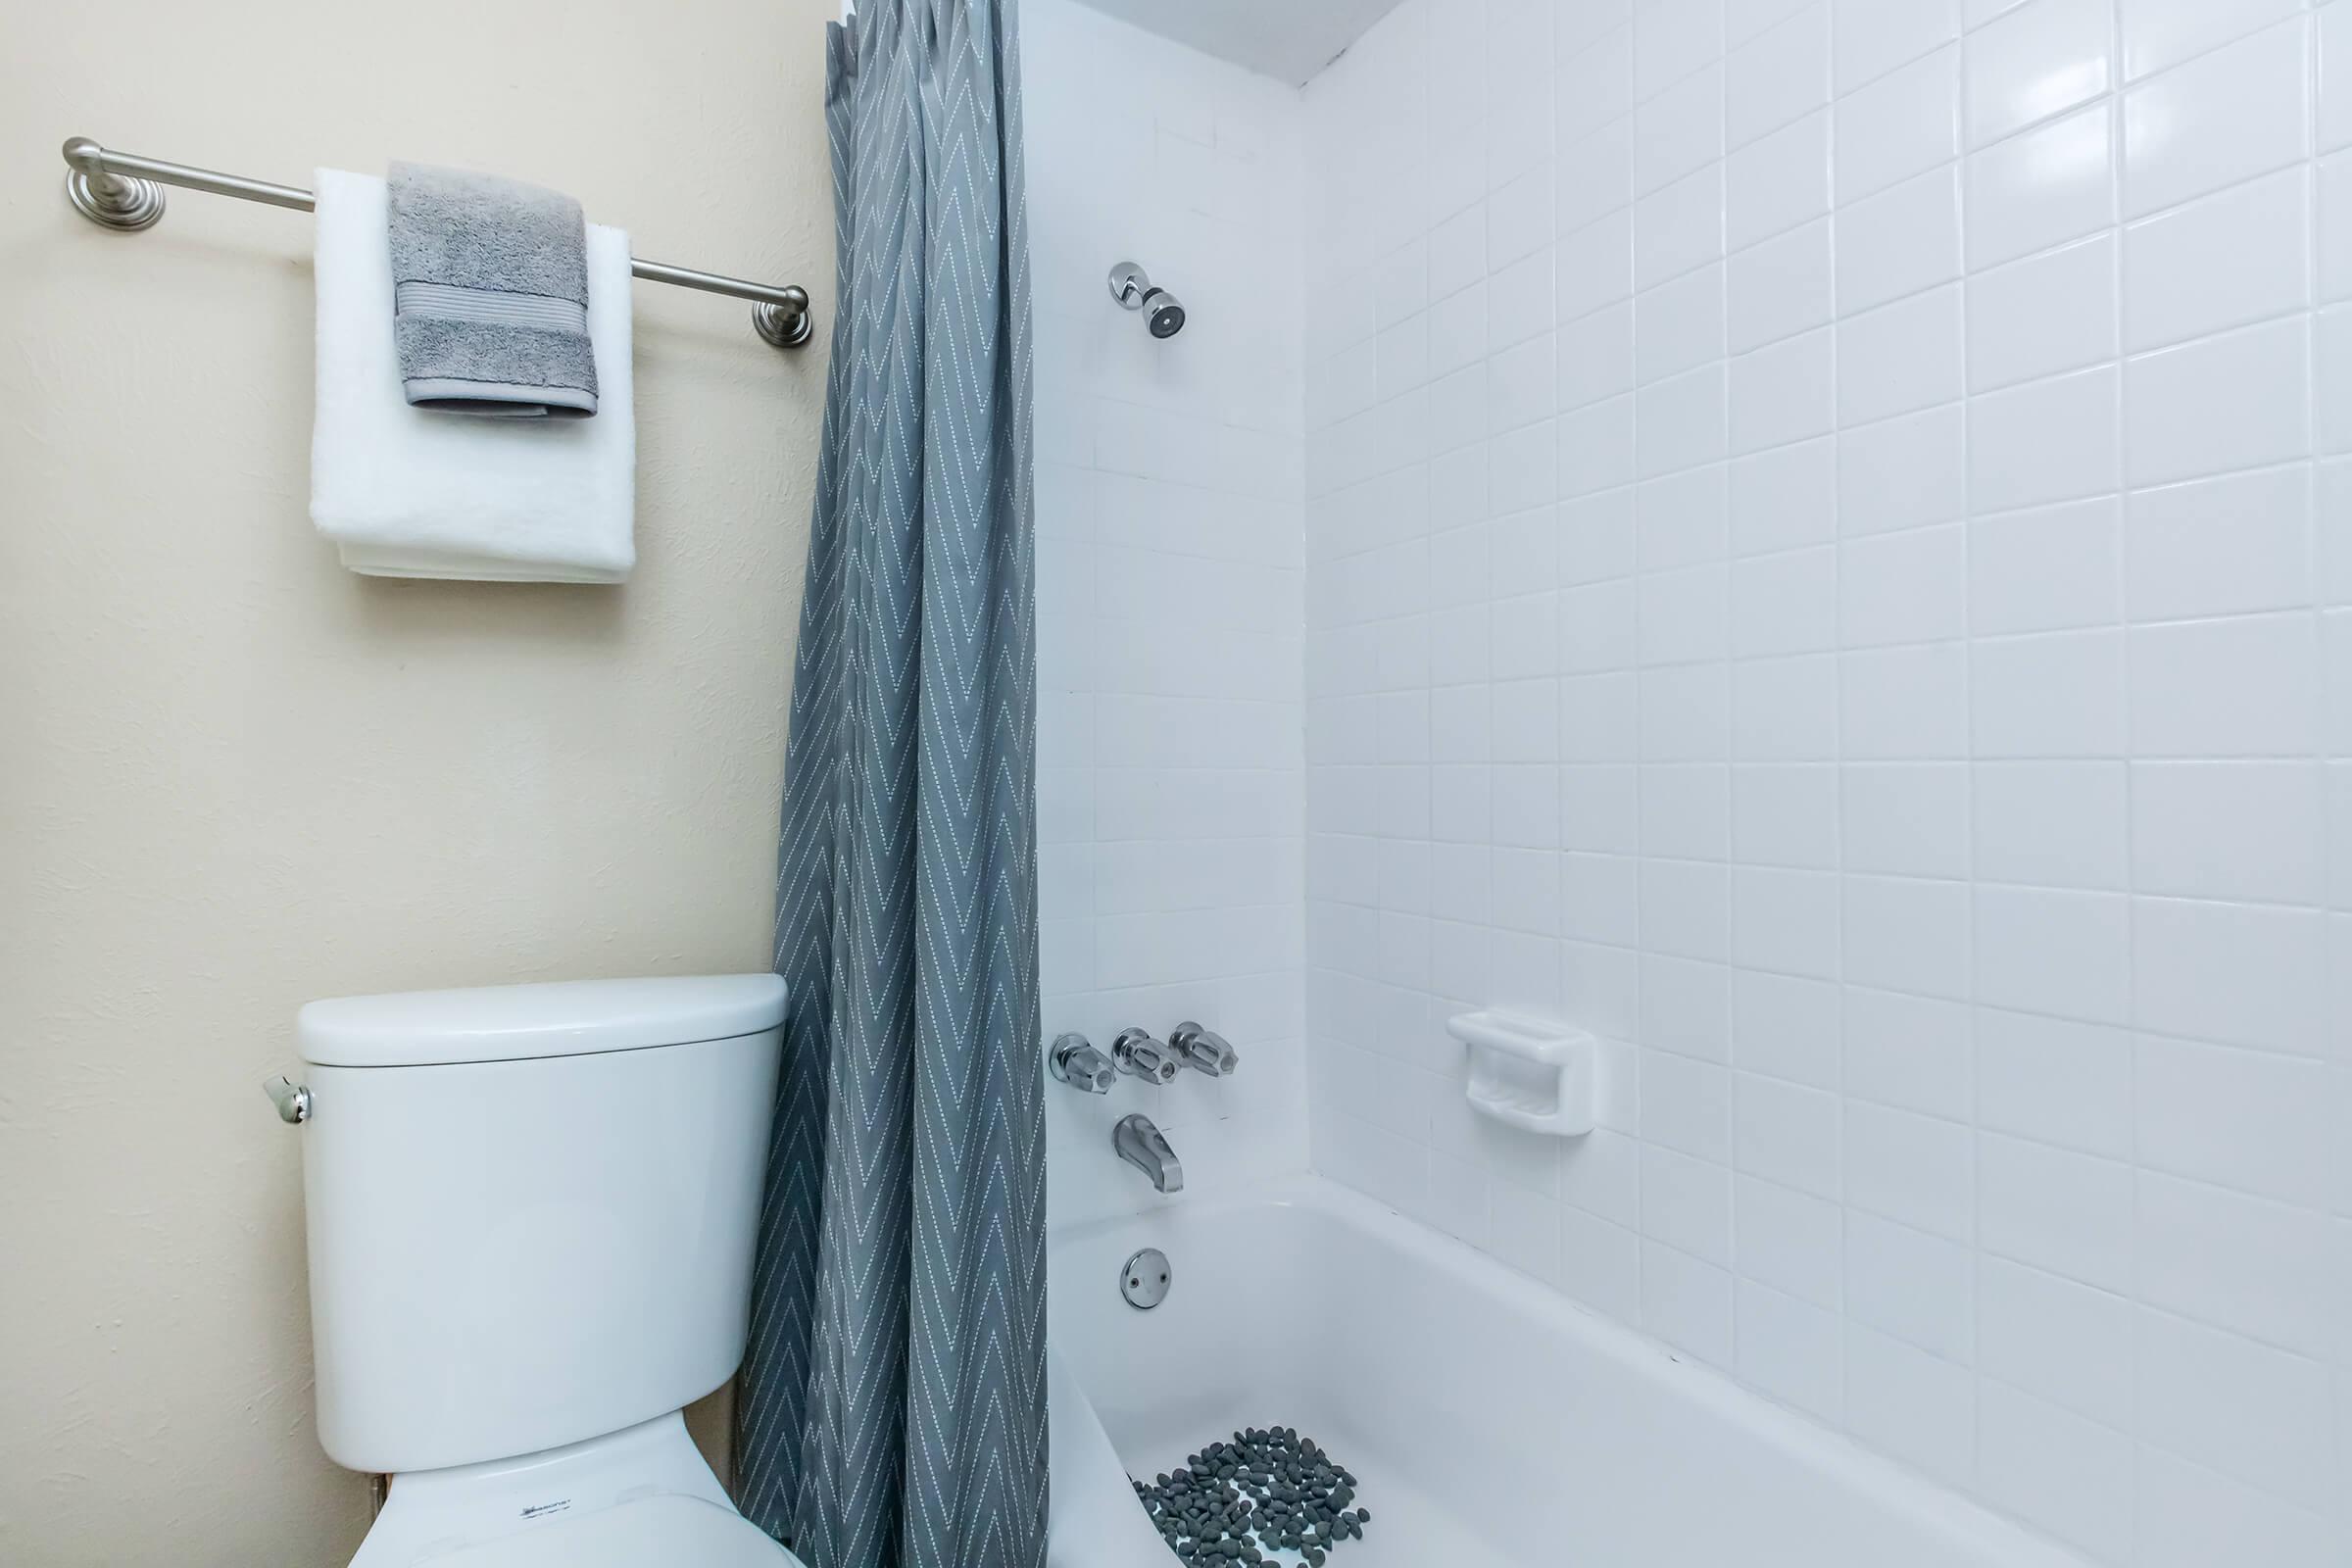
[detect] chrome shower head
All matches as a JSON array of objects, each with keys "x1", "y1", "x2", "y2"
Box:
[{"x1": 1108, "y1": 261, "x2": 1186, "y2": 339}]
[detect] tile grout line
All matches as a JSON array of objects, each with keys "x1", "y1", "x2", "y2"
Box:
[
  {"x1": 1820, "y1": 0, "x2": 1851, "y2": 1432},
  {"x1": 1952, "y1": 0, "x2": 1984, "y2": 1474},
  {"x1": 1713, "y1": 0, "x2": 1743, "y2": 1380},
  {"x1": 2107, "y1": 0, "x2": 2143, "y2": 1542}
]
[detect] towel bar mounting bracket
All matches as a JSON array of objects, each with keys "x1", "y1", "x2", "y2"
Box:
[
  {"x1": 64, "y1": 139, "x2": 166, "y2": 231},
  {"x1": 754, "y1": 298, "x2": 814, "y2": 349}
]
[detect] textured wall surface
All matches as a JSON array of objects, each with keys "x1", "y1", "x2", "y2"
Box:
[
  {"x1": 1300, "y1": 0, "x2": 2351, "y2": 1562},
  {"x1": 0, "y1": 2, "x2": 834, "y2": 1560},
  {"x1": 1025, "y1": 0, "x2": 1312, "y2": 1229}
]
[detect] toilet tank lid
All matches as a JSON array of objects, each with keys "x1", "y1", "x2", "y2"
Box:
[{"x1": 297, "y1": 975, "x2": 788, "y2": 1067}]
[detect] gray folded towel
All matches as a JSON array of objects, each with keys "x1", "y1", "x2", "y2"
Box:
[{"x1": 387, "y1": 162, "x2": 600, "y2": 418}]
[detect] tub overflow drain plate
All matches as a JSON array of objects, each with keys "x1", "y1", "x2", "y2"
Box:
[{"x1": 1121, "y1": 1247, "x2": 1171, "y2": 1309}]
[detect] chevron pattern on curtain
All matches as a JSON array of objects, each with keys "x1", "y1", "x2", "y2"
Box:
[{"x1": 735, "y1": 2, "x2": 1047, "y2": 1566}]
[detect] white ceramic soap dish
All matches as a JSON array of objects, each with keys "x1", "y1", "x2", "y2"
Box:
[{"x1": 1446, "y1": 1010, "x2": 1601, "y2": 1137}]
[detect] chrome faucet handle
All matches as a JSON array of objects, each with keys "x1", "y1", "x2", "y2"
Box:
[
  {"x1": 1169, "y1": 1021, "x2": 1238, "y2": 1076},
  {"x1": 1048, "y1": 1033, "x2": 1116, "y2": 1095},
  {"x1": 1109, "y1": 1027, "x2": 1179, "y2": 1086}
]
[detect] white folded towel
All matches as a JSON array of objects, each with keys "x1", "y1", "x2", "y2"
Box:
[{"x1": 309, "y1": 169, "x2": 636, "y2": 583}]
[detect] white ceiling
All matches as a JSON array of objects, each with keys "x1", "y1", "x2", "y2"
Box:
[{"x1": 1067, "y1": 0, "x2": 1408, "y2": 85}]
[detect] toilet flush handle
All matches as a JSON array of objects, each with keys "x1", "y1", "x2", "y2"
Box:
[{"x1": 264, "y1": 1074, "x2": 312, "y2": 1125}]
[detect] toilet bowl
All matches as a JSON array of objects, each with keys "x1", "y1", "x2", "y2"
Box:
[{"x1": 288, "y1": 975, "x2": 803, "y2": 1567}]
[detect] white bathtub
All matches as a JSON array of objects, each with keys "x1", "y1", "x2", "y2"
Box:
[{"x1": 1045, "y1": 1177, "x2": 2083, "y2": 1567}]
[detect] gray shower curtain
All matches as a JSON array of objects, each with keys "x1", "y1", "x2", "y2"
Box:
[{"x1": 736, "y1": 3, "x2": 1047, "y2": 1566}]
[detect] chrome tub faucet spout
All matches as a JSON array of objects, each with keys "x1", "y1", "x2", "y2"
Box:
[{"x1": 1113, "y1": 1113, "x2": 1184, "y2": 1194}]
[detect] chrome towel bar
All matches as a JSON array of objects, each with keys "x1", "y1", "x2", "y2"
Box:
[{"x1": 59, "y1": 136, "x2": 814, "y2": 349}]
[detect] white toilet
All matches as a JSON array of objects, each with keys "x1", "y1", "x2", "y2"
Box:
[{"x1": 290, "y1": 974, "x2": 806, "y2": 1566}]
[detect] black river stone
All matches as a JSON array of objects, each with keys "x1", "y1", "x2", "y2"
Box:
[{"x1": 1131, "y1": 1426, "x2": 1374, "y2": 1563}]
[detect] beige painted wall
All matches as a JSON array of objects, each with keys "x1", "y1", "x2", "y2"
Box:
[{"x1": 0, "y1": 2, "x2": 834, "y2": 1560}]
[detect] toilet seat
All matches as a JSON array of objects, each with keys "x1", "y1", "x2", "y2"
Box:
[{"x1": 425, "y1": 1494, "x2": 801, "y2": 1567}]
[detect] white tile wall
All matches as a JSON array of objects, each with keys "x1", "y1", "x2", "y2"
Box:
[
  {"x1": 1024, "y1": 0, "x2": 1309, "y2": 1228},
  {"x1": 1298, "y1": 0, "x2": 2352, "y2": 1559}
]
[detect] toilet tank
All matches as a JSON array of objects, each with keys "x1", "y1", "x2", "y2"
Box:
[{"x1": 294, "y1": 975, "x2": 788, "y2": 1475}]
